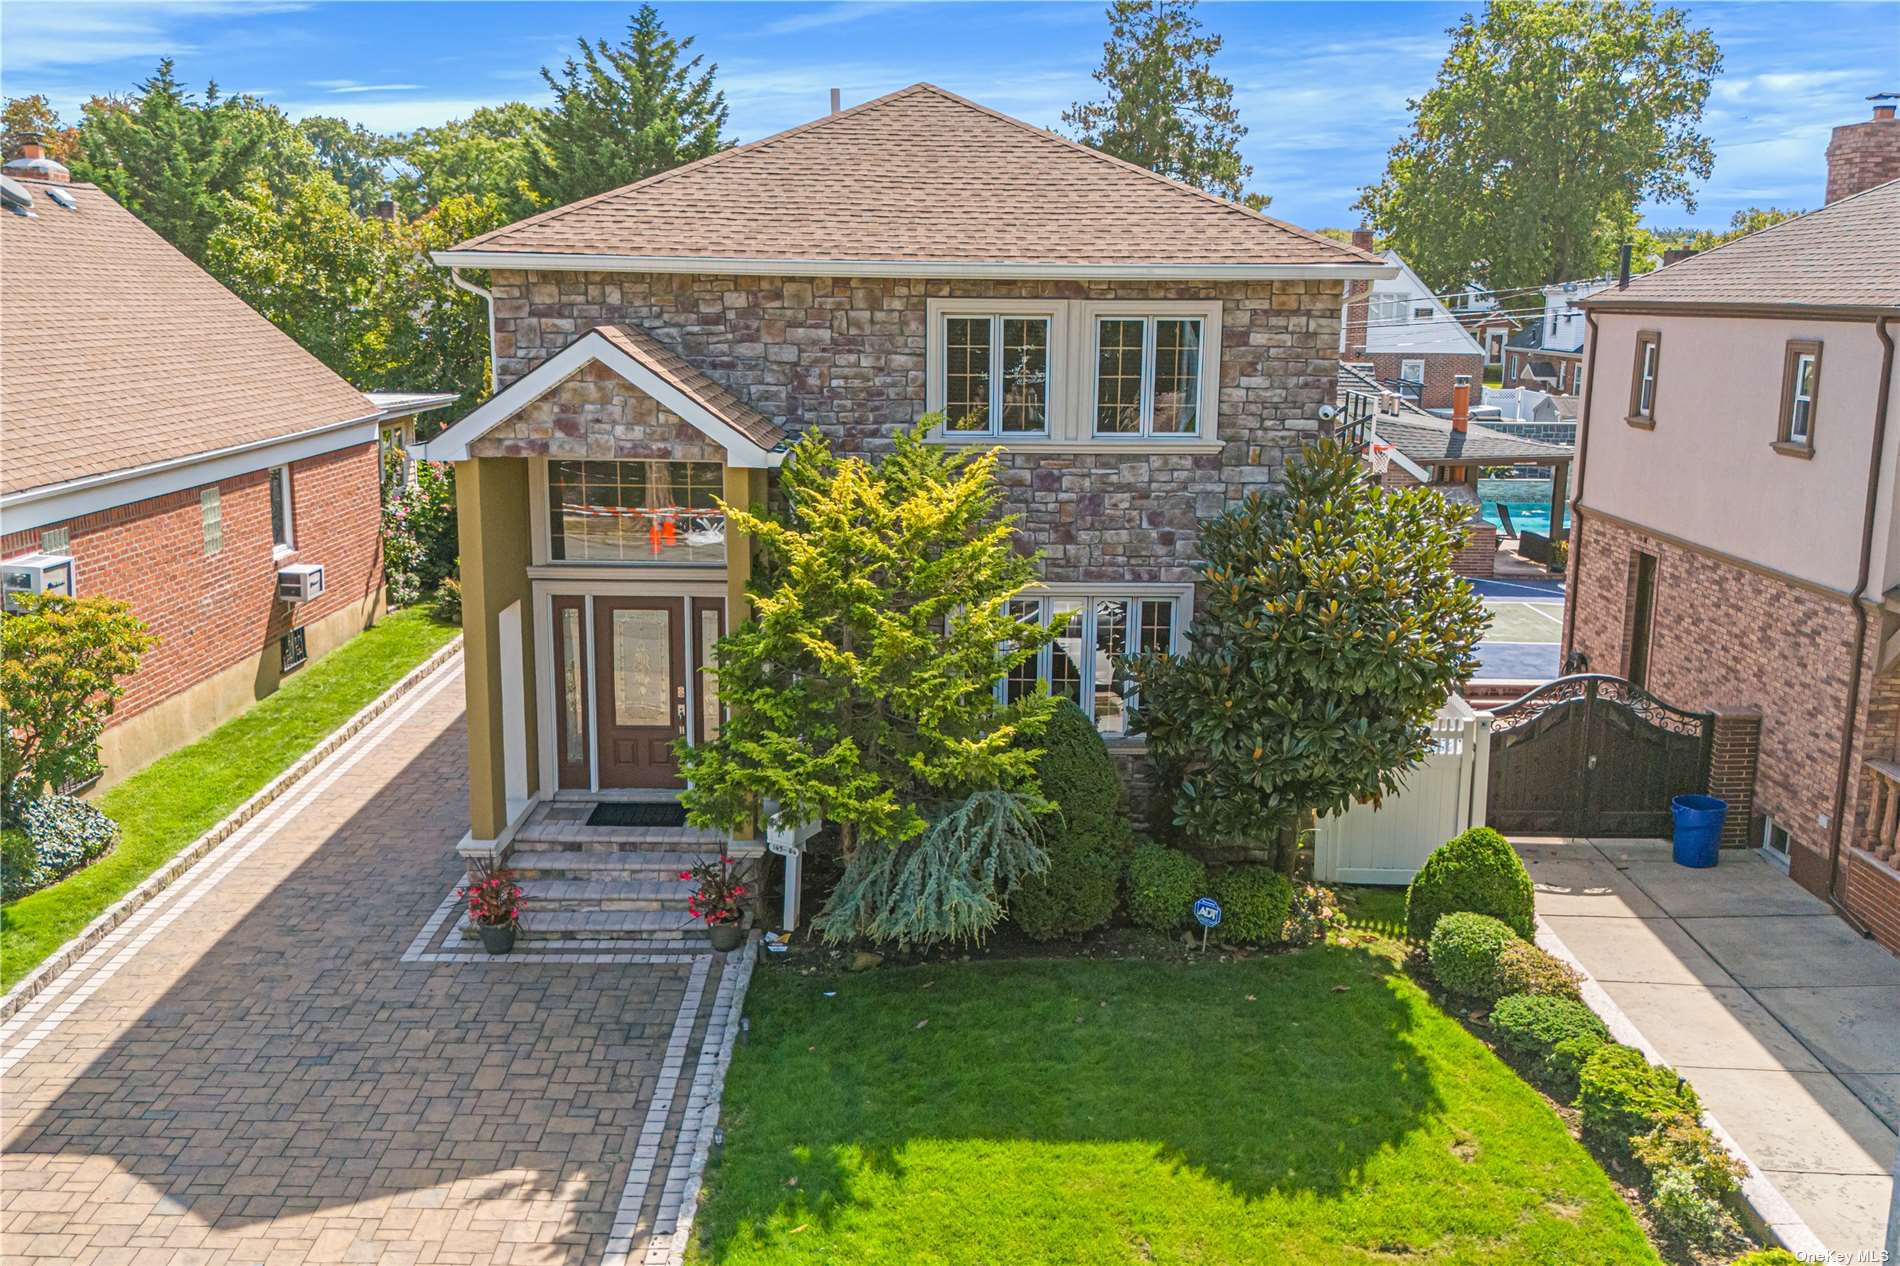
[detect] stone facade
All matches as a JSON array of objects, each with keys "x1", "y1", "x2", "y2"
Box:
[
  {"x1": 488, "y1": 270, "x2": 1344, "y2": 586},
  {"x1": 470, "y1": 361, "x2": 727, "y2": 463}
]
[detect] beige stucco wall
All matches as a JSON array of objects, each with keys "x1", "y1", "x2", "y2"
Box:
[
  {"x1": 94, "y1": 587, "x2": 385, "y2": 790},
  {"x1": 1583, "y1": 312, "x2": 1896, "y2": 593}
]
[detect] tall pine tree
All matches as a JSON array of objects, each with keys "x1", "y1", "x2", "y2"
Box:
[
  {"x1": 530, "y1": 5, "x2": 730, "y2": 207},
  {"x1": 1065, "y1": 0, "x2": 1266, "y2": 209}
]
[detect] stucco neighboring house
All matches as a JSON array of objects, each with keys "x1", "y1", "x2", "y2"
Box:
[
  {"x1": 0, "y1": 156, "x2": 451, "y2": 786},
  {"x1": 414, "y1": 83, "x2": 1392, "y2": 917},
  {"x1": 1341, "y1": 238, "x2": 1487, "y2": 409},
  {"x1": 1564, "y1": 175, "x2": 1900, "y2": 953},
  {"x1": 1504, "y1": 275, "x2": 1617, "y2": 395}
]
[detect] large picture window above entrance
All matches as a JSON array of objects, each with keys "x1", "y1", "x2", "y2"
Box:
[{"x1": 548, "y1": 460, "x2": 725, "y2": 564}]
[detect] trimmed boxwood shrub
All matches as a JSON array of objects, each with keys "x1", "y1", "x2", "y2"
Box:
[
  {"x1": 1427, "y1": 911, "x2": 1519, "y2": 1000},
  {"x1": 4, "y1": 795, "x2": 120, "y2": 901},
  {"x1": 1011, "y1": 701, "x2": 1131, "y2": 940},
  {"x1": 1125, "y1": 845, "x2": 1204, "y2": 932},
  {"x1": 1490, "y1": 993, "x2": 1608, "y2": 1058},
  {"x1": 1577, "y1": 1044, "x2": 1701, "y2": 1157},
  {"x1": 1405, "y1": 826, "x2": 1534, "y2": 942},
  {"x1": 1546, "y1": 1032, "x2": 1609, "y2": 1102},
  {"x1": 1494, "y1": 939, "x2": 1584, "y2": 1001},
  {"x1": 1210, "y1": 865, "x2": 1293, "y2": 944}
]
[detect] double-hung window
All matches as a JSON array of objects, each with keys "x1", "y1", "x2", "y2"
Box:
[
  {"x1": 1776, "y1": 340, "x2": 1821, "y2": 455},
  {"x1": 1628, "y1": 331, "x2": 1660, "y2": 426},
  {"x1": 999, "y1": 592, "x2": 1182, "y2": 738},
  {"x1": 1094, "y1": 316, "x2": 1204, "y2": 437},
  {"x1": 942, "y1": 315, "x2": 1050, "y2": 435}
]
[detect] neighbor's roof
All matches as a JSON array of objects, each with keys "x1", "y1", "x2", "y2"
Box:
[
  {"x1": 441, "y1": 84, "x2": 1387, "y2": 278},
  {"x1": 593, "y1": 324, "x2": 785, "y2": 451},
  {"x1": 367, "y1": 390, "x2": 459, "y2": 421},
  {"x1": 1, "y1": 179, "x2": 378, "y2": 497},
  {"x1": 1587, "y1": 179, "x2": 1900, "y2": 312},
  {"x1": 1339, "y1": 363, "x2": 1572, "y2": 466}
]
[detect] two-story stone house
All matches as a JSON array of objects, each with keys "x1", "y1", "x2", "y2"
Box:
[
  {"x1": 416, "y1": 84, "x2": 1390, "y2": 882},
  {"x1": 1564, "y1": 171, "x2": 1900, "y2": 952}
]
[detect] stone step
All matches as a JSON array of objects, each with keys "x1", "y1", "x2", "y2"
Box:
[
  {"x1": 507, "y1": 823, "x2": 755, "y2": 855},
  {"x1": 518, "y1": 877, "x2": 694, "y2": 912},
  {"x1": 494, "y1": 909, "x2": 709, "y2": 942},
  {"x1": 508, "y1": 850, "x2": 721, "y2": 882}
]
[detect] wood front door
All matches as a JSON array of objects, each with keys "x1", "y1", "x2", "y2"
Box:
[{"x1": 592, "y1": 597, "x2": 686, "y2": 788}]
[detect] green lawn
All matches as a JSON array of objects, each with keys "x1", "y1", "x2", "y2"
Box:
[
  {"x1": 693, "y1": 943, "x2": 1661, "y2": 1266},
  {"x1": 1, "y1": 608, "x2": 459, "y2": 989}
]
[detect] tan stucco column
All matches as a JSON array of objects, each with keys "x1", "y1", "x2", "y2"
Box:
[
  {"x1": 457, "y1": 457, "x2": 539, "y2": 843},
  {"x1": 723, "y1": 466, "x2": 766, "y2": 625}
]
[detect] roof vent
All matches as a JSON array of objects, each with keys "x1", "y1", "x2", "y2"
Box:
[
  {"x1": 0, "y1": 175, "x2": 35, "y2": 218},
  {"x1": 45, "y1": 185, "x2": 77, "y2": 212}
]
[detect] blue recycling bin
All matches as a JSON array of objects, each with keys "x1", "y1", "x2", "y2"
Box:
[{"x1": 1670, "y1": 794, "x2": 1727, "y2": 868}]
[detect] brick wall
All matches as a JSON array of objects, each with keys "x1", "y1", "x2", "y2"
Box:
[
  {"x1": 1566, "y1": 510, "x2": 1862, "y2": 888},
  {"x1": 1842, "y1": 851, "x2": 1900, "y2": 952},
  {"x1": 1709, "y1": 708, "x2": 1763, "y2": 848},
  {"x1": 490, "y1": 271, "x2": 1344, "y2": 587},
  {"x1": 1453, "y1": 517, "x2": 1498, "y2": 578},
  {"x1": 1825, "y1": 113, "x2": 1900, "y2": 204},
  {"x1": 1359, "y1": 351, "x2": 1486, "y2": 411},
  {"x1": 1, "y1": 443, "x2": 384, "y2": 725}
]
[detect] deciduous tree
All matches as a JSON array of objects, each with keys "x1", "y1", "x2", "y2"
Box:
[
  {"x1": 396, "y1": 102, "x2": 549, "y2": 221},
  {"x1": 1065, "y1": 0, "x2": 1266, "y2": 208},
  {"x1": 2, "y1": 94, "x2": 82, "y2": 163},
  {"x1": 1355, "y1": 0, "x2": 1722, "y2": 292},
  {"x1": 530, "y1": 5, "x2": 730, "y2": 207},
  {"x1": 1126, "y1": 441, "x2": 1488, "y2": 871}
]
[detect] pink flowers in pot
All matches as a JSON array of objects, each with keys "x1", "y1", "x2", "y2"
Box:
[
  {"x1": 459, "y1": 866, "x2": 524, "y2": 928},
  {"x1": 681, "y1": 855, "x2": 747, "y2": 926}
]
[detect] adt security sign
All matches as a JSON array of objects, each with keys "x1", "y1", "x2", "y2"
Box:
[{"x1": 1192, "y1": 896, "x2": 1222, "y2": 951}]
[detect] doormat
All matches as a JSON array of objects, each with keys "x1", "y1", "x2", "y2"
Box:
[{"x1": 587, "y1": 801, "x2": 688, "y2": 829}]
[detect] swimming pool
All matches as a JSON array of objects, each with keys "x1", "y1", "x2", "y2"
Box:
[{"x1": 1482, "y1": 501, "x2": 1571, "y2": 538}]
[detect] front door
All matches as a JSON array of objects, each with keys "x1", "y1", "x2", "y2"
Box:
[{"x1": 593, "y1": 597, "x2": 686, "y2": 788}]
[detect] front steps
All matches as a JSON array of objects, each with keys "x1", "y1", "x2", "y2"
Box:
[{"x1": 469, "y1": 800, "x2": 763, "y2": 947}]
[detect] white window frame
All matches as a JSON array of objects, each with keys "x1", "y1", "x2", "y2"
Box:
[
  {"x1": 995, "y1": 583, "x2": 1191, "y2": 739},
  {"x1": 1760, "y1": 815, "x2": 1792, "y2": 870},
  {"x1": 1088, "y1": 314, "x2": 1209, "y2": 440},
  {"x1": 1637, "y1": 341, "x2": 1658, "y2": 417},
  {"x1": 268, "y1": 464, "x2": 294, "y2": 554},
  {"x1": 1788, "y1": 352, "x2": 1816, "y2": 444},
  {"x1": 926, "y1": 297, "x2": 1220, "y2": 449},
  {"x1": 938, "y1": 313, "x2": 1055, "y2": 438},
  {"x1": 1369, "y1": 293, "x2": 1406, "y2": 323},
  {"x1": 1399, "y1": 359, "x2": 1426, "y2": 386}
]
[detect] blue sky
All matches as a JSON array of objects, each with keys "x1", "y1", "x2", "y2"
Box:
[{"x1": 2, "y1": 0, "x2": 1892, "y2": 231}]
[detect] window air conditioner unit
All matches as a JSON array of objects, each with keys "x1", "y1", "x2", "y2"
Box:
[
  {"x1": 3, "y1": 553, "x2": 76, "y2": 612},
  {"x1": 277, "y1": 562, "x2": 325, "y2": 604}
]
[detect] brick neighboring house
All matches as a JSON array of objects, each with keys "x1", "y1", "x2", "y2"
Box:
[
  {"x1": 0, "y1": 157, "x2": 451, "y2": 786},
  {"x1": 412, "y1": 83, "x2": 1392, "y2": 880},
  {"x1": 1341, "y1": 237, "x2": 1486, "y2": 409},
  {"x1": 1564, "y1": 171, "x2": 1900, "y2": 952}
]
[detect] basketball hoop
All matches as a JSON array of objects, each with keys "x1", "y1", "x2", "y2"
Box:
[{"x1": 1369, "y1": 442, "x2": 1394, "y2": 476}]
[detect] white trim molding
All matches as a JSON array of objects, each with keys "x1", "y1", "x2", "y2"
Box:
[
  {"x1": 432, "y1": 249, "x2": 1400, "y2": 284},
  {"x1": 0, "y1": 412, "x2": 382, "y2": 536},
  {"x1": 416, "y1": 330, "x2": 784, "y2": 468}
]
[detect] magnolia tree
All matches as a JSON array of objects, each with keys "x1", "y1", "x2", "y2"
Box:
[
  {"x1": 1126, "y1": 440, "x2": 1488, "y2": 870},
  {"x1": 679, "y1": 423, "x2": 1060, "y2": 943}
]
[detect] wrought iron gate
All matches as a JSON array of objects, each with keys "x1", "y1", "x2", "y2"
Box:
[{"x1": 1486, "y1": 675, "x2": 1714, "y2": 837}]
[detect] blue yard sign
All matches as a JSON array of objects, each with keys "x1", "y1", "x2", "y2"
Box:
[{"x1": 1192, "y1": 896, "x2": 1222, "y2": 951}]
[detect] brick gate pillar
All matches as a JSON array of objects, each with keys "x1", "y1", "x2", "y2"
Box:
[{"x1": 1709, "y1": 707, "x2": 1762, "y2": 848}]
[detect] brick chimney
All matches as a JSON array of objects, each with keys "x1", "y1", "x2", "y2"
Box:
[
  {"x1": 1825, "y1": 93, "x2": 1900, "y2": 204},
  {"x1": 3, "y1": 133, "x2": 70, "y2": 184},
  {"x1": 1342, "y1": 227, "x2": 1376, "y2": 358},
  {"x1": 1451, "y1": 374, "x2": 1471, "y2": 433}
]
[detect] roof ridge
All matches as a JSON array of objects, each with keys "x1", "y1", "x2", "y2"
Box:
[
  {"x1": 905, "y1": 83, "x2": 1379, "y2": 264},
  {"x1": 1642, "y1": 176, "x2": 1900, "y2": 277},
  {"x1": 457, "y1": 84, "x2": 941, "y2": 253}
]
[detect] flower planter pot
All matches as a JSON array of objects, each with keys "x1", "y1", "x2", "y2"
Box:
[
  {"x1": 708, "y1": 923, "x2": 745, "y2": 953},
  {"x1": 478, "y1": 923, "x2": 516, "y2": 955}
]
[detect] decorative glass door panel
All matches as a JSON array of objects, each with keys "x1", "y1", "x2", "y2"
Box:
[
  {"x1": 551, "y1": 597, "x2": 591, "y2": 788},
  {"x1": 592, "y1": 598, "x2": 685, "y2": 788}
]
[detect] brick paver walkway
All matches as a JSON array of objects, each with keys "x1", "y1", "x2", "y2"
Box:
[{"x1": 2, "y1": 658, "x2": 736, "y2": 1265}]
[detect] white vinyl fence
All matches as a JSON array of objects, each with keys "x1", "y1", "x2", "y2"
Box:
[{"x1": 1313, "y1": 696, "x2": 1492, "y2": 885}]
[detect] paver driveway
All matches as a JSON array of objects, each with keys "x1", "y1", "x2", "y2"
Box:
[{"x1": 2, "y1": 657, "x2": 738, "y2": 1266}]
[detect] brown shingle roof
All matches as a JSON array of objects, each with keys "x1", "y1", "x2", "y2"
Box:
[
  {"x1": 1588, "y1": 179, "x2": 1900, "y2": 311},
  {"x1": 592, "y1": 324, "x2": 786, "y2": 451},
  {"x1": 446, "y1": 84, "x2": 1379, "y2": 272},
  {"x1": 1, "y1": 180, "x2": 377, "y2": 498}
]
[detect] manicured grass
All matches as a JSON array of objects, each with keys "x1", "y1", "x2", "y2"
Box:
[
  {"x1": 693, "y1": 945, "x2": 1662, "y2": 1265},
  {"x1": 0, "y1": 609, "x2": 459, "y2": 989}
]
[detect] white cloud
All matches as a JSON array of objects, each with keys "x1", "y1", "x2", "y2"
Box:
[
  {"x1": 0, "y1": 1, "x2": 305, "y2": 72},
  {"x1": 308, "y1": 79, "x2": 422, "y2": 94},
  {"x1": 757, "y1": 2, "x2": 921, "y2": 37}
]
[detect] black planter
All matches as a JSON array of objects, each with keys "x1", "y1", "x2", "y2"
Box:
[
  {"x1": 478, "y1": 923, "x2": 516, "y2": 955},
  {"x1": 708, "y1": 923, "x2": 745, "y2": 952}
]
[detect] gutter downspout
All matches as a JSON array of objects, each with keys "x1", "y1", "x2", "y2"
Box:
[
  {"x1": 1826, "y1": 314, "x2": 1896, "y2": 916},
  {"x1": 1561, "y1": 310, "x2": 1601, "y2": 656}
]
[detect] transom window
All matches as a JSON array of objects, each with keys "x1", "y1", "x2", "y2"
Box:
[
  {"x1": 548, "y1": 460, "x2": 725, "y2": 564},
  {"x1": 1094, "y1": 317, "x2": 1203, "y2": 437},
  {"x1": 943, "y1": 315, "x2": 1050, "y2": 435},
  {"x1": 1000, "y1": 593, "x2": 1181, "y2": 738}
]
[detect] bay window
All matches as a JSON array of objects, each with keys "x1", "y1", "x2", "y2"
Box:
[
  {"x1": 942, "y1": 315, "x2": 1050, "y2": 435},
  {"x1": 999, "y1": 592, "x2": 1182, "y2": 737},
  {"x1": 1094, "y1": 316, "x2": 1204, "y2": 437}
]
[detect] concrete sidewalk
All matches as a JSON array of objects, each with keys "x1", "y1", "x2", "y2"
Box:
[{"x1": 1516, "y1": 838, "x2": 1898, "y2": 1257}]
